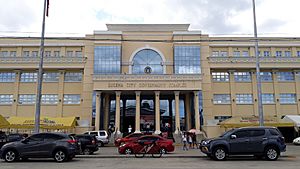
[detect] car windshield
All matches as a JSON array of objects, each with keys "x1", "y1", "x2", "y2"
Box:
[{"x1": 219, "y1": 129, "x2": 235, "y2": 138}]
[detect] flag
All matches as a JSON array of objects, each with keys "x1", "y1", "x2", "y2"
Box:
[{"x1": 46, "y1": 0, "x2": 50, "y2": 17}]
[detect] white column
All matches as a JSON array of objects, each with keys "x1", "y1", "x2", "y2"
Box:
[
  {"x1": 115, "y1": 91, "x2": 121, "y2": 134},
  {"x1": 174, "y1": 91, "x2": 180, "y2": 134},
  {"x1": 95, "y1": 91, "x2": 102, "y2": 131},
  {"x1": 154, "y1": 91, "x2": 161, "y2": 134},
  {"x1": 135, "y1": 91, "x2": 141, "y2": 133},
  {"x1": 194, "y1": 91, "x2": 201, "y2": 133}
]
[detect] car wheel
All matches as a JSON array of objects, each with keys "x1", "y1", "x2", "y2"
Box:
[
  {"x1": 99, "y1": 142, "x2": 104, "y2": 147},
  {"x1": 54, "y1": 150, "x2": 67, "y2": 162},
  {"x1": 83, "y1": 148, "x2": 91, "y2": 155},
  {"x1": 212, "y1": 147, "x2": 227, "y2": 161},
  {"x1": 160, "y1": 148, "x2": 167, "y2": 154},
  {"x1": 265, "y1": 147, "x2": 279, "y2": 161},
  {"x1": 4, "y1": 150, "x2": 18, "y2": 162},
  {"x1": 124, "y1": 148, "x2": 132, "y2": 155}
]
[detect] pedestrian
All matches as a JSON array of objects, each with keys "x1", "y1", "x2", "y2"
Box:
[
  {"x1": 192, "y1": 133, "x2": 197, "y2": 149},
  {"x1": 128, "y1": 125, "x2": 132, "y2": 134},
  {"x1": 182, "y1": 132, "x2": 188, "y2": 151},
  {"x1": 188, "y1": 133, "x2": 192, "y2": 149}
]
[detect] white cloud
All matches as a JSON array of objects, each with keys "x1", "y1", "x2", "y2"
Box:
[{"x1": 0, "y1": 0, "x2": 299, "y2": 37}]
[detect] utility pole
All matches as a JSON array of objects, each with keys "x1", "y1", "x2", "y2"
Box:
[
  {"x1": 252, "y1": 0, "x2": 264, "y2": 126},
  {"x1": 34, "y1": 0, "x2": 47, "y2": 133}
]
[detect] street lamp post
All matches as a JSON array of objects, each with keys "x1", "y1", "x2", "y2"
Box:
[
  {"x1": 34, "y1": 0, "x2": 47, "y2": 133},
  {"x1": 252, "y1": 0, "x2": 264, "y2": 126}
]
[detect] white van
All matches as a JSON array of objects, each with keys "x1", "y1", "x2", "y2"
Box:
[{"x1": 84, "y1": 130, "x2": 109, "y2": 147}]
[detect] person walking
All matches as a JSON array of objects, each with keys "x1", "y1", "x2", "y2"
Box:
[
  {"x1": 128, "y1": 125, "x2": 132, "y2": 134},
  {"x1": 192, "y1": 133, "x2": 197, "y2": 149},
  {"x1": 188, "y1": 133, "x2": 192, "y2": 149},
  {"x1": 182, "y1": 133, "x2": 188, "y2": 151}
]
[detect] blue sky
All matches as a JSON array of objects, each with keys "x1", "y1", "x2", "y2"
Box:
[{"x1": 0, "y1": 0, "x2": 299, "y2": 37}]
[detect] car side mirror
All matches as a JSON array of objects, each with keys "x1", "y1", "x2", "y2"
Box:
[
  {"x1": 21, "y1": 138, "x2": 29, "y2": 143},
  {"x1": 230, "y1": 135, "x2": 237, "y2": 139}
]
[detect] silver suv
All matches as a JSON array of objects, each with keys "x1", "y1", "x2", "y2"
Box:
[{"x1": 84, "y1": 130, "x2": 109, "y2": 147}]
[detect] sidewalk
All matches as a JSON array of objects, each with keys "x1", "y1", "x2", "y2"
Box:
[{"x1": 76, "y1": 144, "x2": 300, "y2": 159}]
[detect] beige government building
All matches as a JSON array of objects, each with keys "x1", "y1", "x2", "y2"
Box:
[{"x1": 1, "y1": 24, "x2": 300, "y2": 140}]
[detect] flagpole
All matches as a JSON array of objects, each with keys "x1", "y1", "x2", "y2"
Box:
[
  {"x1": 252, "y1": 0, "x2": 264, "y2": 126},
  {"x1": 34, "y1": 0, "x2": 47, "y2": 133}
]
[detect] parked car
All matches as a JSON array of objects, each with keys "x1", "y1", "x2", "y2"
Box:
[
  {"x1": 74, "y1": 134, "x2": 99, "y2": 155},
  {"x1": 200, "y1": 127, "x2": 286, "y2": 161},
  {"x1": 0, "y1": 133, "x2": 7, "y2": 149},
  {"x1": 115, "y1": 133, "x2": 144, "y2": 147},
  {"x1": 84, "y1": 130, "x2": 109, "y2": 147},
  {"x1": 293, "y1": 137, "x2": 300, "y2": 145},
  {"x1": 118, "y1": 135, "x2": 174, "y2": 155},
  {"x1": 0, "y1": 133, "x2": 77, "y2": 162}
]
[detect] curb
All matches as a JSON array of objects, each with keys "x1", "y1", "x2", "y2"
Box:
[{"x1": 76, "y1": 155, "x2": 205, "y2": 158}]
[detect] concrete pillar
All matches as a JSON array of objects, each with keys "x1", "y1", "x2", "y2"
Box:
[
  {"x1": 95, "y1": 91, "x2": 102, "y2": 131},
  {"x1": 294, "y1": 70, "x2": 300, "y2": 114},
  {"x1": 115, "y1": 91, "x2": 121, "y2": 134},
  {"x1": 103, "y1": 94, "x2": 110, "y2": 131},
  {"x1": 229, "y1": 70, "x2": 237, "y2": 117},
  {"x1": 194, "y1": 91, "x2": 201, "y2": 132},
  {"x1": 252, "y1": 71, "x2": 259, "y2": 116},
  {"x1": 185, "y1": 93, "x2": 191, "y2": 130},
  {"x1": 135, "y1": 91, "x2": 141, "y2": 133},
  {"x1": 57, "y1": 70, "x2": 65, "y2": 117},
  {"x1": 273, "y1": 70, "x2": 281, "y2": 117},
  {"x1": 174, "y1": 91, "x2": 180, "y2": 134},
  {"x1": 12, "y1": 70, "x2": 20, "y2": 116},
  {"x1": 154, "y1": 91, "x2": 161, "y2": 134}
]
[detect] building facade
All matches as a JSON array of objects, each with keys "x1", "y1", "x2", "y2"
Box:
[{"x1": 0, "y1": 24, "x2": 300, "y2": 137}]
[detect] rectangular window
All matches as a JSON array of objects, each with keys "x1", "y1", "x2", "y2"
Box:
[
  {"x1": 23, "y1": 51, "x2": 30, "y2": 57},
  {"x1": 75, "y1": 51, "x2": 82, "y2": 57},
  {"x1": 233, "y1": 51, "x2": 240, "y2": 57},
  {"x1": 260, "y1": 72, "x2": 273, "y2": 82},
  {"x1": 280, "y1": 93, "x2": 296, "y2": 104},
  {"x1": 262, "y1": 94, "x2": 275, "y2": 104},
  {"x1": 242, "y1": 51, "x2": 249, "y2": 57},
  {"x1": 213, "y1": 94, "x2": 231, "y2": 104},
  {"x1": 285, "y1": 51, "x2": 291, "y2": 57},
  {"x1": 297, "y1": 51, "x2": 300, "y2": 57},
  {"x1": 236, "y1": 94, "x2": 253, "y2": 104},
  {"x1": 54, "y1": 51, "x2": 60, "y2": 57},
  {"x1": 1, "y1": 51, "x2": 9, "y2": 57},
  {"x1": 10, "y1": 51, "x2": 17, "y2": 57},
  {"x1": 19, "y1": 94, "x2": 36, "y2": 104},
  {"x1": 20, "y1": 72, "x2": 37, "y2": 82},
  {"x1": 0, "y1": 95, "x2": 13, "y2": 104},
  {"x1": 63, "y1": 94, "x2": 80, "y2": 104},
  {"x1": 212, "y1": 72, "x2": 229, "y2": 82},
  {"x1": 32, "y1": 51, "x2": 38, "y2": 57},
  {"x1": 174, "y1": 46, "x2": 201, "y2": 74},
  {"x1": 234, "y1": 72, "x2": 251, "y2": 82},
  {"x1": 64, "y1": 72, "x2": 82, "y2": 82},
  {"x1": 0, "y1": 72, "x2": 15, "y2": 82},
  {"x1": 277, "y1": 72, "x2": 294, "y2": 81},
  {"x1": 220, "y1": 51, "x2": 228, "y2": 57},
  {"x1": 94, "y1": 46, "x2": 121, "y2": 74},
  {"x1": 212, "y1": 51, "x2": 219, "y2": 57},
  {"x1": 275, "y1": 51, "x2": 282, "y2": 57},
  {"x1": 43, "y1": 72, "x2": 59, "y2": 82},
  {"x1": 66, "y1": 51, "x2": 73, "y2": 57},
  {"x1": 263, "y1": 51, "x2": 271, "y2": 57},
  {"x1": 44, "y1": 51, "x2": 51, "y2": 57},
  {"x1": 42, "y1": 94, "x2": 58, "y2": 104}
]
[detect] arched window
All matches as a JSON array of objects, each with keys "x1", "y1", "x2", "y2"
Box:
[{"x1": 132, "y1": 49, "x2": 163, "y2": 74}]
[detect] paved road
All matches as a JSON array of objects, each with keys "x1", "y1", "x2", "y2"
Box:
[{"x1": 0, "y1": 145, "x2": 299, "y2": 169}]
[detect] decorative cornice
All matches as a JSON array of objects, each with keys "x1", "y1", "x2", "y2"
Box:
[{"x1": 93, "y1": 74, "x2": 202, "y2": 81}]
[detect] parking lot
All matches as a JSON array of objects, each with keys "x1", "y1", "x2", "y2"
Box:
[{"x1": 0, "y1": 144, "x2": 299, "y2": 169}]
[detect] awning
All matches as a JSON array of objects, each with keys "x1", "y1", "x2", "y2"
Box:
[
  {"x1": 8, "y1": 116, "x2": 76, "y2": 129},
  {"x1": 282, "y1": 115, "x2": 300, "y2": 127},
  {"x1": 219, "y1": 116, "x2": 294, "y2": 128},
  {"x1": 0, "y1": 114, "x2": 9, "y2": 128}
]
